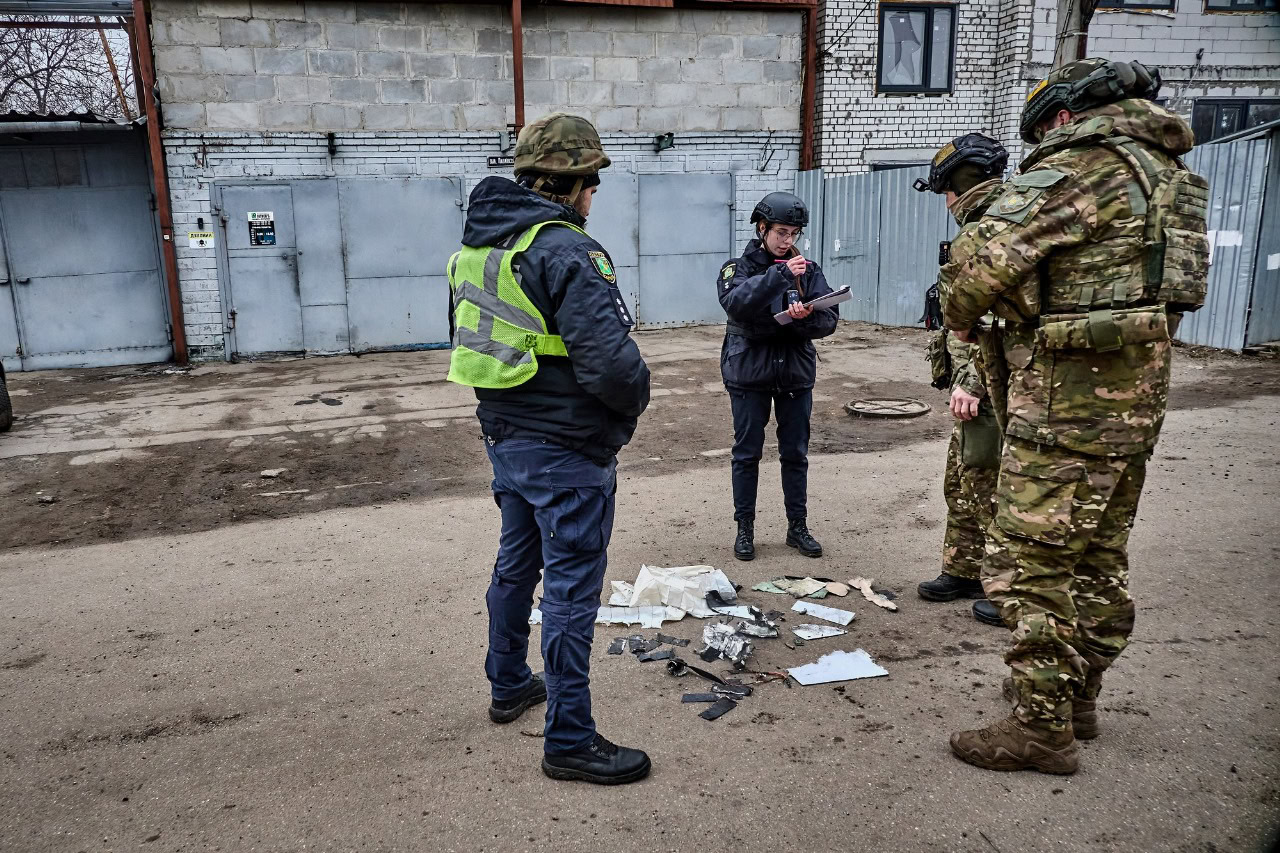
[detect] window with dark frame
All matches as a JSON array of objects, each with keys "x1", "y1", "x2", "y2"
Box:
[
  {"x1": 1097, "y1": 0, "x2": 1177, "y2": 10},
  {"x1": 877, "y1": 4, "x2": 956, "y2": 94},
  {"x1": 1205, "y1": 0, "x2": 1277, "y2": 10},
  {"x1": 1191, "y1": 98, "x2": 1280, "y2": 143}
]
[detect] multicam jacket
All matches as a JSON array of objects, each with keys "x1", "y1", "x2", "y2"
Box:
[
  {"x1": 937, "y1": 178, "x2": 1006, "y2": 402},
  {"x1": 941, "y1": 98, "x2": 1205, "y2": 457}
]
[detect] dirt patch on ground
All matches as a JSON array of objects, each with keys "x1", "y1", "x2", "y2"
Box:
[{"x1": 4, "y1": 326, "x2": 1278, "y2": 552}]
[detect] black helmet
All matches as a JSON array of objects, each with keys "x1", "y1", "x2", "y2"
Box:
[
  {"x1": 751, "y1": 191, "x2": 809, "y2": 228},
  {"x1": 1020, "y1": 58, "x2": 1162, "y2": 144},
  {"x1": 912, "y1": 133, "x2": 1008, "y2": 194}
]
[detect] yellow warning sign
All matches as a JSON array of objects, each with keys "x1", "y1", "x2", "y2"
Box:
[{"x1": 188, "y1": 231, "x2": 215, "y2": 249}]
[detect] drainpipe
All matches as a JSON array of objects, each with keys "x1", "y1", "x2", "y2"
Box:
[
  {"x1": 511, "y1": 0, "x2": 525, "y2": 131},
  {"x1": 132, "y1": 0, "x2": 188, "y2": 364},
  {"x1": 800, "y1": 4, "x2": 817, "y2": 172}
]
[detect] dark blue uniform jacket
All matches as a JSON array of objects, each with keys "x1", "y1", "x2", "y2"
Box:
[
  {"x1": 460, "y1": 176, "x2": 650, "y2": 462},
  {"x1": 718, "y1": 240, "x2": 839, "y2": 392}
]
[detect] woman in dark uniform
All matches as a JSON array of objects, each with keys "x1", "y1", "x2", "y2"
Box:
[{"x1": 716, "y1": 192, "x2": 839, "y2": 561}]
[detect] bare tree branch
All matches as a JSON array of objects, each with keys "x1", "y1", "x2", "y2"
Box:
[{"x1": 0, "y1": 15, "x2": 137, "y2": 118}]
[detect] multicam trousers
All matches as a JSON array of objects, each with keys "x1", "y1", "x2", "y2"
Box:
[
  {"x1": 982, "y1": 437, "x2": 1148, "y2": 731},
  {"x1": 942, "y1": 424, "x2": 998, "y2": 581}
]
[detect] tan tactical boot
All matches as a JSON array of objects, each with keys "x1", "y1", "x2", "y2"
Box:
[
  {"x1": 950, "y1": 714, "x2": 1079, "y2": 774},
  {"x1": 1002, "y1": 676, "x2": 1100, "y2": 740}
]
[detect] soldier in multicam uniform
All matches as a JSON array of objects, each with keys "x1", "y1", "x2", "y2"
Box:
[
  {"x1": 914, "y1": 135, "x2": 1009, "y2": 628},
  {"x1": 942, "y1": 59, "x2": 1209, "y2": 774}
]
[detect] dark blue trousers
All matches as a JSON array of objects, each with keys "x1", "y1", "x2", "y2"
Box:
[
  {"x1": 483, "y1": 437, "x2": 616, "y2": 755},
  {"x1": 729, "y1": 388, "x2": 812, "y2": 523}
]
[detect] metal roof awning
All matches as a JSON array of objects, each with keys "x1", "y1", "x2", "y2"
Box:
[
  {"x1": 0, "y1": 110, "x2": 140, "y2": 132},
  {"x1": 0, "y1": 1, "x2": 132, "y2": 14}
]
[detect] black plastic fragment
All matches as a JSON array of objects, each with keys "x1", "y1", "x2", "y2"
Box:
[
  {"x1": 637, "y1": 648, "x2": 676, "y2": 663},
  {"x1": 630, "y1": 637, "x2": 662, "y2": 654},
  {"x1": 699, "y1": 698, "x2": 737, "y2": 721},
  {"x1": 681, "y1": 693, "x2": 719, "y2": 703},
  {"x1": 607, "y1": 637, "x2": 628, "y2": 655},
  {"x1": 656, "y1": 633, "x2": 689, "y2": 647},
  {"x1": 698, "y1": 647, "x2": 720, "y2": 663}
]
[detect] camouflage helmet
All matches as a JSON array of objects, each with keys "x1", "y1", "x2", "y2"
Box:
[
  {"x1": 1020, "y1": 58, "x2": 1161, "y2": 143},
  {"x1": 913, "y1": 133, "x2": 1007, "y2": 194},
  {"x1": 513, "y1": 112, "x2": 611, "y2": 177}
]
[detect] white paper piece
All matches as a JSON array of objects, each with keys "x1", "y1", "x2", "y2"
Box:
[
  {"x1": 617, "y1": 565, "x2": 737, "y2": 618},
  {"x1": 530, "y1": 605, "x2": 682, "y2": 628},
  {"x1": 788, "y1": 649, "x2": 888, "y2": 685},
  {"x1": 791, "y1": 599, "x2": 855, "y2": 626},
  {"x1": 1267, "y1": 252, "x2": 1280, "y2": 271},
  {"x1": 595, "y1": 605, "x2": 685, "y2": 628},
  {"x1": 608, "y1": 581, "x2": 635, "y2": 606},
  {"x1": 774, "y1": 286, "x2": 852, "y2": 325},
  {"x1": 792, "y1": 624, "x2": 847, "y2": 640}
]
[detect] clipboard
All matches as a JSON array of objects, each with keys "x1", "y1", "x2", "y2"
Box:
[{"x1": 774, "y1": 286, "x2": 852, "y2": 325}]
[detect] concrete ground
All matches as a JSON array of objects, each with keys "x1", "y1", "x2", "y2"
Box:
[{"x1": 0, "y1": 323, "x2": 1277, "y2": 853}]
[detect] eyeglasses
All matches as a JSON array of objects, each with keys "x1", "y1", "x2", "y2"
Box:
[{"x1": 771, "y1": 227, "x2": 803, "y2": 242}]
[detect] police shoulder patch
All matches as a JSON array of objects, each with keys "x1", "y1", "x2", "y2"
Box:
[
  {"x1": 588, "y1": 250, "x2": 616, "y2": 284},
  {"x1": 720, "y1": 261, "x2": 737, "y2": 292}
]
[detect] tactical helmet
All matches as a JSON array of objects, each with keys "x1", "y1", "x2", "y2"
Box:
[
  {"x1": 913, "y1": 133, "x2": 1008, "y2": 194},
  {"x1": 750, "y1": 191, "x2": 809, "y2": 228},
  {"x1": 513, "y1": 112, "x2": 611, "y2": 177},
  {"x1": 1020, "y1": 58, "x2": 1162, "y2": 144}
]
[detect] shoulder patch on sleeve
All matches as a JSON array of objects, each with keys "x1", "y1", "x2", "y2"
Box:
[
  {"x1": 720, "y1": 261, "x2": 737, "y2": 292},
  {"x1": 1011, "y1": 169, "x2": 1068, "y2": 189},
  {"x1": 588, "y1": 250, "x2": 617, "y2": 284}
]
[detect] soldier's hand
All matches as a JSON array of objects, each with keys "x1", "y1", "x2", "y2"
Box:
[
  {"x1": 951, "y1": 328, "x2": 974, "y2": 343},
  {"x1": 785, "y1": 255, "x2": 808, "y2": 277},
  {"x1": 950, "y1": 388, "x2": 981, "y2": 421}
]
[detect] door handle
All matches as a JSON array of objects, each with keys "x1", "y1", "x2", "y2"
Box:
[{"x1": 16, "y1": 277, "x2": 30, "y2": 285}]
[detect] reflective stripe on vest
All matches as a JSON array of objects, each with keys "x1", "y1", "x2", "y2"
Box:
[{"x1": 446, "y1": 219, "x2": 583, "y2": 389}]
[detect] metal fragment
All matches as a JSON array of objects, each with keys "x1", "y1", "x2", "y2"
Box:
[{"x1": 699, "y1": 697, "x2": 738, "y2": 721}]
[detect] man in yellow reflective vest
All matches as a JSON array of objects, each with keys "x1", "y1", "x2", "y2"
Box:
[{"x1": 448, "y1": 113, "x2": 652, "y2": 785}]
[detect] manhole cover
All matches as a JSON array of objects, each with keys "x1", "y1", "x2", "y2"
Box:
[{"x1": 844, "y1": 398, "x2": 931, "y2": 419}]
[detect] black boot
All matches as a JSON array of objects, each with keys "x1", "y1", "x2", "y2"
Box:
[
  {"x1": 488, "y1": 673, "x2": 547, "y2": 724},
  {"x1": 785, "y1": 519, "x2": 822, "y2": 557},
  {"x1": 972, "y1": 599, "x2": 1005, "y2": 627},
  {"x1": 542, "y1": 733, "x2": 652, "y2": 785},
  {"x1": 734, "y1": 520, "x2": 755, "y2": 561},
  {"x1": 917, "y1": 573, "x2": 985, "y2": 602}
]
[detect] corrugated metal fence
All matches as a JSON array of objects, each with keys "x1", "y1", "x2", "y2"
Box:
[
  {"x1": 795, "y1": 128, "x2": 1279, "y2": 350},
  {"x1": 795, "y1": 165, "x2": 955, "y2": 326},
  {"x1": 1180, "y1": 132, "x2": 1275, "y2": 350}
]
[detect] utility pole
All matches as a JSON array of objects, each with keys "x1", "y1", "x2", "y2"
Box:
[{"x1": 1052, "y1": 0, "x2": 1099, "y2": 69}]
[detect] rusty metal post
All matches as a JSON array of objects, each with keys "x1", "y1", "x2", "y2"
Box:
[
  {"x1": 511, "y1": 0, "x2": 525, "y2": 131},
  {"x1": 800, "y1": 4, "x2": 817, "y2": 171},
  {"x1": 132, "y1": 0, "x2": 188, "y2": 363},
  {"x1": 95, "y1": 16, "x2": 133, "y2": 120}
]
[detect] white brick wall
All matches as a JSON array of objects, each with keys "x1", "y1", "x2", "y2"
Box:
[
  {"x1": 817, "y1": 0, "x2": 1006, "y2": 175},
  {"x1": 163, "y1": 129, "x2": 800, "y2": 358},
  {"x1": 816, "y1": 0, "x2": 1278, "y2": 174}
]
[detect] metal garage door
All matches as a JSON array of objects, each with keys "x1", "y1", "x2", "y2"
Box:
[
  {"x1": 636, "y1": 173, "x2": 733, "y2": 327},
  {"x1": 339, "y1": 177, "x2": 460, "y2": 352},
  {"x1": 0, "y1": 133, "x2": 170, "y2": 371},
  {"x1": 215, "y1": 177, "x2": 461, "y2": 358}
]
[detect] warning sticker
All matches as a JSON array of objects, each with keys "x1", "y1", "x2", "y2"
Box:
[{"x1": 188, "y1": 231, "x2": 215, "y2": 249}]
